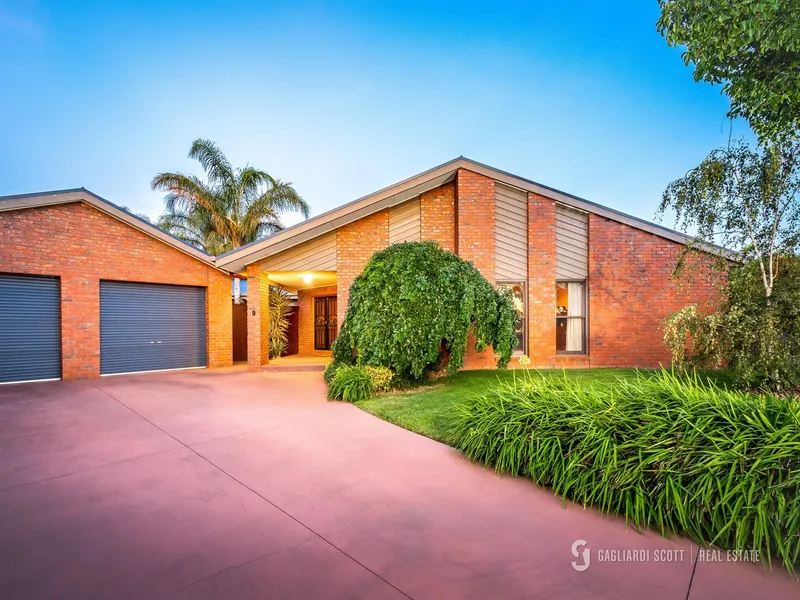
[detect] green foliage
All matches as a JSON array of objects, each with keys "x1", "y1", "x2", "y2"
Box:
[
  {"x1": 453, "y1": 370, "x2": 800, "y2": 570},
  {"x1": 330, "y1": 241, "x2": 518, "y2": 381},
  {"x1": 153, "y1": 139, "x2": 310, "y2": 253},
  {"x1": 658, "y1": 0, "x2": 800, "y2": 141},
  {"x1": 364, "y1": 365, "x2": 393, "y2": 392},
  {"x1": 268, "y1": 287, "x2": 292, "y2": 359},
  {"x1": 660, "y1": 139, "x2": 800, "y2": 298},
  {"x1": 323, "y1": 360, "x2": 341, "y2": 385},
  {"x1": 666, "y1": 256, "x2": 800, "y2": 389},
  {"x1": 327, "y1": 365, "x2": 375, "y2": 402},
  {"x1": 357, "y1": 368, "x2": 664, "y2": 444}
]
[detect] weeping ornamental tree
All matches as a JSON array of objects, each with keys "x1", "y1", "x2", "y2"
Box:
[{"x1": 331, "y1": 242, "x2": 517, "y2": 381}]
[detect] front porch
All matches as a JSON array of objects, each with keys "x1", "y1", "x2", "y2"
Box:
[{"x1": 242, "y1": 264, "x2": 340, "y2": 370}]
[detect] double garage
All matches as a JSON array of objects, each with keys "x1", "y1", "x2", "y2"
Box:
[
  {"x1": 0, "y1": 190, "x2": 233, "y2": 384},
  {"x1": 0, "y1": 275, "x2": 206, "y2": 383}
]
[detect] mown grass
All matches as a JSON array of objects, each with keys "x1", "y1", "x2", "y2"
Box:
[{"x1": 356, "y1": 368, "x2": 726, "y2": 444}]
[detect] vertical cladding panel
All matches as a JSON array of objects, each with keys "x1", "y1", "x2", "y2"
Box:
[
  {"x1": 556, "y1": 205, "x2": 588, "y2": 279},
  {"x1": 494, "y1": 184, "x2": 528, "y2": 281},
  {"x1": 388, "y1": 198, "x2": 421, "y2": 245}
]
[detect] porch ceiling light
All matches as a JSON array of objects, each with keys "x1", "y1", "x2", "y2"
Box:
[{"x1": 302, "y1": 274, "x2": 314, "y2": 284}]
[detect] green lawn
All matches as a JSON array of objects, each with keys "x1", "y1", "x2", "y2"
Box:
[{"x1": 357, "y1": 368, "x2": 734, "y2": 444}]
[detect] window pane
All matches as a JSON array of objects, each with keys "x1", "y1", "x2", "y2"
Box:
[{"x1": 555, "y1": 281, "x2": 586, "y2": 353}]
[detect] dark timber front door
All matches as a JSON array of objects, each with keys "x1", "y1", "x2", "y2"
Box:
[{"x1": 314, "y1": 296, "x2": 337, "y2": 350}]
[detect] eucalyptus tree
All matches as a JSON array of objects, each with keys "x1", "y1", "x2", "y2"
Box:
[{"x1": 153, "y1": 139, "x2": 309, "y2": 254}]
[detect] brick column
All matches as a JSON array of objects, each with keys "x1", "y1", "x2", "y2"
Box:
[
  {"x1": 207, "y1": 273, "x2": 233, "y2": 367},
  {"x1": 61, "y1": 276, "x2": 100, "y2": 379},
  {"x1": 456, "y1": 169, "x2": 495, "y2": 281},
  {"x1": 456, "y1": 169, "x2": 496, "y2": 369},
  {"x1": 336, "y1": 211, "x2": 389, "y2": 328},
  {"x1": 247, "y1": 263, "x2": 270, "y2": 369},
  {"x1": 420, "y1": 182, "x2": 456, "y2": 252},
  {"x1": 527, "y1": 192, "x2": 557, "y2": 365}
]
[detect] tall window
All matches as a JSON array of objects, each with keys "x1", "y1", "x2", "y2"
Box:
[
  {"x1": 498, "y1": 282, "x2": 526, "y2": 354},
  {"x1": 556, "y1": 281, "x2": 586, "y2": 354}
]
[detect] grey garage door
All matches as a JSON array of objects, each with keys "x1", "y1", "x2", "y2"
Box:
[
  {"x1": 0, "y1": 274, "x2": 61, "y2": 383},
  {"x1": 100, "y1": 281, "x2": 207, "y2": 375}
]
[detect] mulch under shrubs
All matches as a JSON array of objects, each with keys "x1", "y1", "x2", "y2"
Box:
[{"x1": 453, "y1": 370, "x2": 800, "y2": 570}]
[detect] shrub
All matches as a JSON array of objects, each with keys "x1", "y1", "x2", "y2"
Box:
[
  {"x1": 331, "y1": 241, "x2": 518, "y2": 380},
  {"x1": 665, "y1": 256, "x2": 800, "y2": 391},
  {"x1": 453, "y1": 370, "x2": 800, "y2": 569},
  {"x1": 364, "y1": 365, "x2": 393, "y2": 392},
  {"x1": 323, "y1": 361, "x2": 341, "y2": 385},
  {"x1": 327, "y1": 365, "x2": 374, "y2": 402}
]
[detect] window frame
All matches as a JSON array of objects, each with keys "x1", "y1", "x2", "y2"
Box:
[
  {"x1": 497, "y1": 280, "x2": 527, "y2": 356},
  {"x1": 555, "y1": 279, "x2": 588, "y2": 356}
]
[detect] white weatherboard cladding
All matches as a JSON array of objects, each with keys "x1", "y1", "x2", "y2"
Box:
[
  {"x1": 556, "y1": 204, "x2": 588, "y2": 279},
  {"x1": 388, "y1": 198, "x2": 421, "y2": 244},
  {"x1": 495, "y1": 183, "x2": 528, "y2": 281},
  {"x1": 260, "y1": 231, "x2": 337, "y2": 271}
]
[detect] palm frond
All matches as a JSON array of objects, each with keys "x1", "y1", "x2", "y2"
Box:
[
  {"x1": 154, "y1": 139, "x2": 309, "y2": 253},
  {"x1": 188, "y1": 138, "x2": 233, "y2": 184}
]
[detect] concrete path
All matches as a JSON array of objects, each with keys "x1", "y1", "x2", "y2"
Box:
[{"x1": 0, "y1": 369, "x2": 796, "y2": 599}]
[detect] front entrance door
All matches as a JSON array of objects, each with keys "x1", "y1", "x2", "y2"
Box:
[{"x1": 314, "y1": 296, "x2": 338, "y2": 350}]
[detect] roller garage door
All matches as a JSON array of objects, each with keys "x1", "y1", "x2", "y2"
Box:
[
  {"x1": 100, "y1": 281, "x2": 206, "y2": 375},
  {"x1": 0, "y1": 274, "x2": 61, "y2": 384}
]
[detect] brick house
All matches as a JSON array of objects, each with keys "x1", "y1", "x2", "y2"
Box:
[{"x1": 0, "y1": 158, "x2": 719, "y2": 383}]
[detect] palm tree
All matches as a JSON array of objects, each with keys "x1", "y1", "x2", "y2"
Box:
[{"x1": 153, "y1": 139, "x2": 310, "y2": 254}]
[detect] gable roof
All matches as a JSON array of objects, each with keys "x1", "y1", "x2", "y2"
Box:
[
  {"x1": 2, "y1": 159, "x2": 728, "y2": 276},
  {"x1": 0, "y1": 187, "x2": 218, "y2": 266},
  {"x1": 215, "y1": 156, "x2": 710, "y2": 273}
]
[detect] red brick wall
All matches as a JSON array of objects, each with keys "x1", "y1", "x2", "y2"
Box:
[
  {"x1": 420, "y1": 182, "x2": 455, "y2": 251},
  {"x1": 336, "y1": 210, "x2": 389, "y2": 327},
  {"x1": 456, "y1": 169, "x2": 495, "y2": 280},
  {"x1": 527, "y1": 192, "x2": 558, "y2": 365},
  {"x1": 588, "y1": 214, "x2": 721, "y2": 367},
  {"x1": 456, "y1": 169, "x2": 497, "y2": 369},
  {"x1": 0, "y1": 202, "x2": 232, "y2": 379},
  {"x1": 297, "y1": 285, "x2": 337, "y2": 355},
  {"x1": 246, "y1": 263, "x2": 271, "y2": 369}
]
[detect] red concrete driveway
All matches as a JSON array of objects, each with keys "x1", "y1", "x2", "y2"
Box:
[{"x1": 0, "y1": 369, "x2": 796, "y2": 599}]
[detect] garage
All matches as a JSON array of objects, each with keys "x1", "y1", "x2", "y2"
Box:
[
  {"x1": 100, "y1": 281, "x2": 207, "y2": 376},
  {"x1": 0, "y1": 274, "x2": 61, "y2": 384}
]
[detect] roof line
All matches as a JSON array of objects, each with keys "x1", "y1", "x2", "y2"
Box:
[
  {"x1": 0, "y1": 187, "x2": 221, "y2": 266},
  {"x1": 456, "y1": 156, "x2": 708, "y2": 247},
  {"x1": 216, "y1": 156, "x2": 464, "y2": 259}
]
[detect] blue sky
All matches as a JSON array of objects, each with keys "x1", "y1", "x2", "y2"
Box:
[{"x1": 0, "y1": 1, "x2": 753, "y2": 228}]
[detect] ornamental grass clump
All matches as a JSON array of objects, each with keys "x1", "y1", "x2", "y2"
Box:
[
  {"x1": 327, "y1": 365, "x2": 374, "y2": 402},
  {"x1": 453, "y1": 370, "x2": 800, "y2": 570}
]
